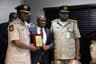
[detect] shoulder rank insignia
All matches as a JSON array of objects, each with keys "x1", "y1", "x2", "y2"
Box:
[{"x1": 9, "y1": 25, "x2": 14, "y2": 32}]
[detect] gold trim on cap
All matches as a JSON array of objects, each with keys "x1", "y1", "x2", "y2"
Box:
[
  {"x1": 19, "y1": 10, "x2": 31, "y2": 15},
  {"x1": 60, "y1": 10, "x2": 69, "y2": 13}
]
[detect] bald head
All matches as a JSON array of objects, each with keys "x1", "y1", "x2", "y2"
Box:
[{"x1": 37, "y1": 16, "x2": 46, "y2": 28}]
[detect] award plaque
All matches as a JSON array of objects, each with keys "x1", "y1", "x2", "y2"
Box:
[{"x1": 32, "y1": 34, "x2": 43, "y2": 47}]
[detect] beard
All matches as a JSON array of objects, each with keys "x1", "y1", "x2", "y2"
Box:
[{"x1": 60, "y1": 17, "x2": 68, "y2": 22}]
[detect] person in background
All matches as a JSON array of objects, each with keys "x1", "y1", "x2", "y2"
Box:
[
  {"x1": 25, "y1": 15, "x2": 35, "y2": 29},
  {"x1": 5, "y1": 4, "x2": 35, "y2": 64},
  {"x1": 89, "y1": 32, "x2": 96, "y2": 64},
  {"x1": 9, "y1": 12, "x2": 17, "y2": 22},
  {"x1": 51, "y1": 6, "x2": 81, "y2": 64},
  {"x1": 29, "y1": 15, "x2": 54, "y2": 64},
  {"x1": 0, "y1": 12, "x2": 17, "y2": 64}
]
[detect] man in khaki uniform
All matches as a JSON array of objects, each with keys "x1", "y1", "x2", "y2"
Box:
[
  {"x1": 5, "y1": 4, "x2": 36, "y2": 64},
  {"x1": 89, "y1": 32, "x2": 96, "y2": 64},
  {"x1": 51, "y1": 6, "x2": 81, "y2": 64}
]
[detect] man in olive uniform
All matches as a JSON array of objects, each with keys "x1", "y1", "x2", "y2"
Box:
[
  {"x1": 5, "y1": 4, "x2": 36, "y2": 64},
  {"x1": 51, "y1": 6, "x2": 81, "y2": 64}
]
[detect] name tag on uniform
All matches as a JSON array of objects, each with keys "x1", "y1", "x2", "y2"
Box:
[{"x1": 66, "y1": 32, "x2": 71, "y2": 38}]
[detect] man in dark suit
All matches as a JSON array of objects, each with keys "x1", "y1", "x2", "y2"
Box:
[
  {"x1": 29, "y1": 15, "x2": 54, "y2": 64},
  {"x1": 0, "y1": 12, "x2": 17, "y2": 64}
]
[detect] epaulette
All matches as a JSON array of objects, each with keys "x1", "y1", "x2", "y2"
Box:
[
  {"x1": 68, "y1": 19, "x2": 78, "y2": 23},
  {"x1": 51, "y1": 19, "x2": 58, "y2": 23}
]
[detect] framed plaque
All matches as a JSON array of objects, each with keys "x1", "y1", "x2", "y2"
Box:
[{"x1": 32, "y1": 34, "x2": 43, "y2": 47}]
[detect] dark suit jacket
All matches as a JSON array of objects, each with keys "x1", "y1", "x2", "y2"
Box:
[
  {"x1": 29, "y1": 26, "x2": 54, "y2": 64},
  {"x1": 0, "y1": 22, "x2": 9, "y2": 64}
]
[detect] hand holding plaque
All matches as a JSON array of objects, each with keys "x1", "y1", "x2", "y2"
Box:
[{"x1": 32, "y1": 34, "x2": 43, "y2": 47}]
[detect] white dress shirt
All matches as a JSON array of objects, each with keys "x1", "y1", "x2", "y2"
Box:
[
  {"x1": 24, "y1": 21, "x2": 31, "y2": 28},
  {"x1": 37, "y1": 26, "x2": 47, "y2": 45}
]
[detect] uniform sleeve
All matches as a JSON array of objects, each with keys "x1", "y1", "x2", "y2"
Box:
[
  {"x1": 73, "y1": 21, "x2": 81, "y2": 39},
  {"x1": 8, "y1": 24, "x2": 19, "y2": 41},
  {"x1": 50, "y1": 20, "x2": 55, "y2": 32},
  {"x1": 90, "y1": 44, "x2": 94, "y2": 58},
  {"x1": 50, "y1": 25, "x2": 53, "y2": 33},
  {"x1": 90, "y1": 44, "x2": 93, "y2": 48}
]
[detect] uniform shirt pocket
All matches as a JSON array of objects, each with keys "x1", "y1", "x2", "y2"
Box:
[
  {"x1": 19, "y1": 27, "x2": 27, "y2": 38},
  {"x1": 66, "y1": 28, "x2": 74, "y2": 39}
]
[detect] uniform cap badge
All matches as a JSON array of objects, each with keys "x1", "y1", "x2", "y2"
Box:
[{"x1": 24, "y1": 5, "x2": 28, "y2": 10}]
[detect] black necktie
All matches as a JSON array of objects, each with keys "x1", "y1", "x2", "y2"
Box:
[{"x1": 40, "y1": 28, "x2": 43, "y2": 39}]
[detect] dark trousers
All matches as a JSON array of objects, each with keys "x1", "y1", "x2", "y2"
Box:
[{"x1": 31, "y1": 49, "x2": 49, "y2": 64}]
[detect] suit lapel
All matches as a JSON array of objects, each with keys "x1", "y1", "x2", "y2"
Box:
[{"x1": 45, "y1": 28, "x2": 49, "y2": 45}]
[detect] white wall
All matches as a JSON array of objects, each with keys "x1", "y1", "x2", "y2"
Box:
[
  {"x1": 0, "y1": 0, "x2": 23, "y2": 23},
  {"x1": 24, "y1": 0, "x2": 96, "y2": 24}
]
